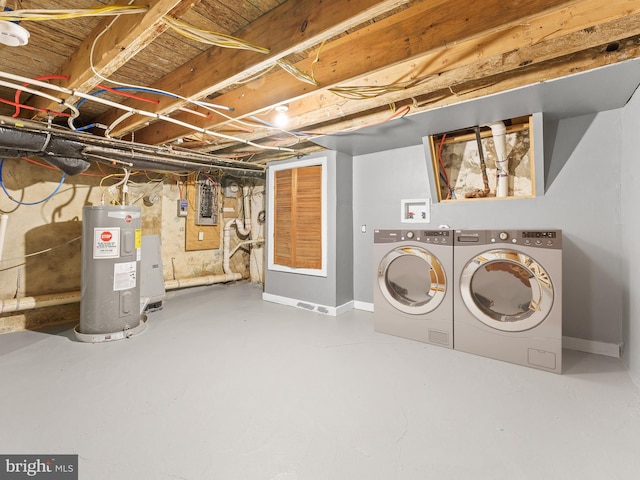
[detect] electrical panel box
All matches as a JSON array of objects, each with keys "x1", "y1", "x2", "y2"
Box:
[
  {"x1": 177, "y1": 199, "x2": 188, "y2": 217},
  {"x1": 195, "y1": 177, "x2": 218, "y2": 226}
]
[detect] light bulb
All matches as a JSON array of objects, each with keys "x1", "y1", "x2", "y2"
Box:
[{"x1": 274, "y1": 104, "x2": 289, "y2": 128}]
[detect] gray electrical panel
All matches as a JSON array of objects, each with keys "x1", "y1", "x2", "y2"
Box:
[
  {"x1": 76, "y1": 205, "x2": 146, "y2": 342},
  {"x1": 195, "y1": 177, "x2": 218, "y2": 225}
]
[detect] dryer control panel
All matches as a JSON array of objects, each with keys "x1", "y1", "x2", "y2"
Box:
[
  {"x1": 490, "y1": 230, "x2": 561, "y2": 249},
  {"x1": 455, "y1": 229, "x2": 562, "y2": 248}
]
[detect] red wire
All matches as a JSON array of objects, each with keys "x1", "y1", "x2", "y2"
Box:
[
  {"x1": 0, "y1": 98, "x2": 71, "y2": 118},
  {"x1": 13, "y1": 75, "x2": 70, "y2": 118},
  {"x1": 20, "y1": 157, "x2": 103, "y2": 177},
  {"x1": 96, "y1": 84, "x2": 160, "y2": 105}
]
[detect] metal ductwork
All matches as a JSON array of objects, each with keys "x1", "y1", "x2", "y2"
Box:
[{"x1": 0, "y1": 116, "x2": 267, "y2": 178}]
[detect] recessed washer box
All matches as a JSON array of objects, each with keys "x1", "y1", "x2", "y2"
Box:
[{"x1": 401, "y1": 198, "x2": 430, "y2": 223}]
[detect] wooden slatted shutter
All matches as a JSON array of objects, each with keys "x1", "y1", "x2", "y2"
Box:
[{"x1": 273, "y1": 164, "x2": 322, "y2": 269}]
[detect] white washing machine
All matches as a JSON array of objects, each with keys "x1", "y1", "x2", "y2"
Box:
[
  {"x1": 453, "y1": 229, "x2": 562, "y2": 373},
  {"x1": 373, "y1": 229, "x2": 453, "y2": 348}
]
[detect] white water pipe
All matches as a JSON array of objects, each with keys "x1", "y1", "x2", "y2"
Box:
[
  {"x1": 0, "y1": 270, "x2": 247, "y2": 314},
  {"x1": 485, "y1": 122, "x2": 509, "y2": 198},
  {"x1": 0, "y1": 290, "x2": 81, "y2": 314},
  {"x1": 0, "y1": 213, "x2": 8, "y2": 262},
  {"x1": 1, "y1": 188, "x2": 255, "y2": 316},
  {"x1": 223, "y1": 186, "x2": 253, "y2": 275},
  {"x1": 0, "y1": 70, "x2": 293, "y2": 153},
  {"x1": 164, "y1": 273, "x2": 241, "y2": 290}
]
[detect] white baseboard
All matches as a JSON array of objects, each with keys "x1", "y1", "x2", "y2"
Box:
[
  {"x1": 563, "y1": 336, "x2": 621, "y2": 358},
  {"x1": 354, "y1": 301, "x2": 374, "y2": 312},
  {"x1": 262, "y1": 292, "x2": 353, "y2": 316},
  {"x1": 262, "y1": 296, "x2": 619, "y2": 357}
]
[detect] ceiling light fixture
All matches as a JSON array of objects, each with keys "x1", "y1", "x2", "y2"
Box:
[
  {"x1": 274, "y1": 104, "x2": 289, "y2": 128},
  {"x1": 0, "y1": 6, "x2": 29, "y2": 47}
]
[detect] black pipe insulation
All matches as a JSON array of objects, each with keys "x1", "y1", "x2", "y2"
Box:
[{"x1": 0, "y1": 116, "x2": 267, "y2": 177}]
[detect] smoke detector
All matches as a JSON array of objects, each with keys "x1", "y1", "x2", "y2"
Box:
[{"x1": 0, "y1": 20, "x2": 29, "y2": 46}]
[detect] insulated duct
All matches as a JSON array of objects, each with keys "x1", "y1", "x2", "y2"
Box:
[
  {"x1": 0, "y1": 116, "x2": 267, "y2": 178},
  {"x1": 0, "y1": 125, "x2": 91, "y2": 174}
]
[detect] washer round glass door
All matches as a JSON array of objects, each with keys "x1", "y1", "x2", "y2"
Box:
[
  {"x1": 459, "y1": 249, "x2": 554, "y2": 332},
  {"x1": 378, "y1": 246, "x2": 447, "y2": 315}
]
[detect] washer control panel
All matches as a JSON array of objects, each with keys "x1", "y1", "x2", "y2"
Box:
[{"x1": 374, "y1": 229, "x2": 452, "y2": 245}]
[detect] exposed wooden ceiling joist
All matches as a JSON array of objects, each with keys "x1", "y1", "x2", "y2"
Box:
[
  {"x1": 97, "y1": 0, "x2": 414, "y2": 135},
  {"x1": 132, "y1": 0, "x2": 638, "y2": 148},
  {"x1": 0, "y1": 0, "x2": 638, "y2": 170},
  {"x1": 29, "y1": 0, "x2": 202, "y2": 115}
]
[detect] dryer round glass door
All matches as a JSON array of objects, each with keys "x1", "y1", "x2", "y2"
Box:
[
  {"x1": 459, "y1": 249, "x2": 554, "y2": 331},
  {"x1": 378, "y1": 246, "x2": 447, "y2": 315}
]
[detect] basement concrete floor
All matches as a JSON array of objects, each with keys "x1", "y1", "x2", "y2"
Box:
[{"x1": 1, "y1": 282, "x2": 639, "y2": 480}]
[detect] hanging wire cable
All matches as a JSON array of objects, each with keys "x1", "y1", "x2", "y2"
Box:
[
  {"x1": 0, "y1": 235, "x2": 82, "y2": 271},
  {"x1": 329, "y1": 84, "x2": 407, "y2": 100},
  {"x1": 161, "y1": 16, "x2": 270, "y2": 54},
  {"x1": 87, "y1": 13, "x2": 241, "y2": 124},
  {"x1": 0, "y1": 5, "x2": 148, "y2": 21},
  {"x1": 276, "y1": 59, "x2": 318, "y2": 86},
  {"x1": 0, "y1": 158, "x2": 66, "y2": 206},
  {"x1": 0, "y1": 71, "x2": 294, "y2": 153}
]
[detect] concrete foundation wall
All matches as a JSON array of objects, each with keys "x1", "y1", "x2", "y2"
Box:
[{"x1": 0, "y1": 160, "x2": 261, "y2": 333}]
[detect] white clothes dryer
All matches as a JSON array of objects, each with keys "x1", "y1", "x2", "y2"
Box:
[
  {"x1": 373, "y1": 229, "x2": 453, "y2": 348},
  {"x1": 453, "y1": 229, "x2": 562, "y2": 373}
]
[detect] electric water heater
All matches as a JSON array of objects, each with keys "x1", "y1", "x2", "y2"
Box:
[{"x1": 75, "y1": 205, "x2": 146, "y2": 342}]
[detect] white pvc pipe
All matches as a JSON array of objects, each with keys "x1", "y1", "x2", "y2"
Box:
[
  {"x1": 0, "y1": 291, "x2": 81, "y2": 314},
  {"x1": 223, "y1": 219, "x2": 240, "y2": 275},
  {"x1": 0, "y1": 271, "x2": 245, "y2": 314},
  {"x1": 237, "y1": 185, "x2": 252, "y2": 236},
  {"x1": 485, "y1": 122, "x2": 509, "y2": 197},
  {"x1": 0, "y1": 70, "x2": 294, "y2": 152},
  {"x1": 164, "y1": 273, "x2": 241, "y2": 291},
  {"x1": 223, "y1": 186, "x2": 253, "y2": 275},
  {"x1": 230, "y1": 238, "x2": 264, "y2": 257},
  {"x1": 0, "y1": 213, "x2": 8, "y2": 262}
]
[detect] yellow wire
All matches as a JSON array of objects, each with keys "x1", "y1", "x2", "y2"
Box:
[
  {"x1": 329, "y1": 84, "x2": 407, "y2": 100},
  {"x1": 162, "y1": 16, "x2": 270, "y2": 54},
  {"x1": 276, "y1": 59, "x2": 318, "y2": 86},
  {"x1": 0, "y1": 6, "x2": 148, "y2": 22}
]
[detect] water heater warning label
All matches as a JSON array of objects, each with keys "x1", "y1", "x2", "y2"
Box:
[
  {"x1": 113, "y1": 261, "x2": 137, "y2": 291},
  {"x1": 93, "y1": 227, "x2": 120, "y2": 258}
]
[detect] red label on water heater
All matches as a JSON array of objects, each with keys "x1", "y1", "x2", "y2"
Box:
[
  {"x1": 93, "y1": 227, "x2": 120, "y2": 259},
  {"x1": 125, "y1": 215, "x2": 132, "y2": 223}
]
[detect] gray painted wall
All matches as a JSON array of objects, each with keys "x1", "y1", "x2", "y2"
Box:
[
  {"x1": 264, "y1": 151, "x2": 353, "y2": 308},
  {"x1": 353, "y1": 110, "x2": 624, "y2": 344},
  {"x1": 621, "y1": 85, "x2": 640, "y2": 386}
]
